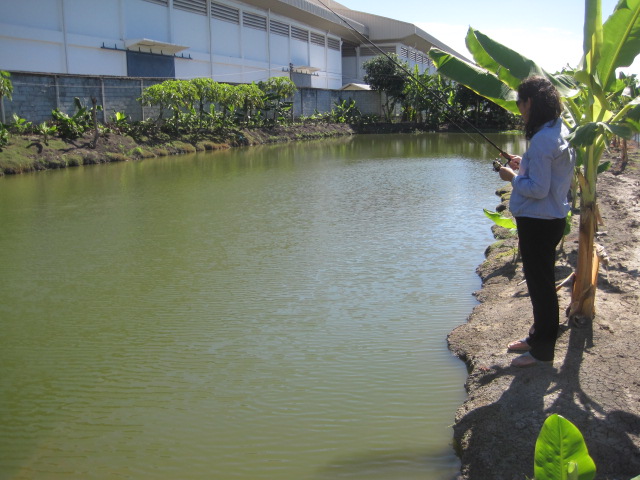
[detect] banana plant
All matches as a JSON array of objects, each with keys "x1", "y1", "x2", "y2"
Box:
[
  {"x1": 534, "y1": 414, "x2": 596, "y2": 480},
  {"x1": 429, "y1": 0, "x2": 640, "y2": 321}
]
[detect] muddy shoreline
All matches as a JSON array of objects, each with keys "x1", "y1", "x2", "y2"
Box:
[{"x1": 448, "y1": 147, "x2": 640, "y2": 479}]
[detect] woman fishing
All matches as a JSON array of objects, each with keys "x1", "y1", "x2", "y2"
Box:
[{"x1": 498, "y1": 75, "x2": 575, "y2": 368}]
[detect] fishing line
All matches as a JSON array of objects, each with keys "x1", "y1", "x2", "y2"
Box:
[{"x1": 316, "y1": 0, "x2": 513, "y2": 166}]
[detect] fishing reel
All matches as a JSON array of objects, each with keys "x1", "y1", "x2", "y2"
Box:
[{"x1": 493, "y1": 159, "x2": 505, "y2": 172}]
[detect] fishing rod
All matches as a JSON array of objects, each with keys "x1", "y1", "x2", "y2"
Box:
[{"x1": 316, "y1": 0, "x2": 513, "y2": 170}]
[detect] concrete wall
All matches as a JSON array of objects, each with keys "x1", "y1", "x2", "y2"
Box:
[{"x1": 1, "y1": 71, "x2": 382, "y2": 124}]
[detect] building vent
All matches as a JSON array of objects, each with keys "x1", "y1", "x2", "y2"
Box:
[
  {"x1": 400, "y1": 47, "x2": 409, "y2": 58},
  {"x1": 211, "y1": 2, "x2": 239, "y2": 24},
  {"x1": 243, "y1": 12, "x2": 267, "y2": 31},
  {"x1": 143, "y1": 0, "x2": 168, "y2": 5},
  {"x1": 174, "y1": 0, "x2": 207, "y2": 15},
  {"x1": 291, "y1": 26, "x2": 309, "y2": 42},
  {"x1": 270, "y1": 20, "x2": 289, "y2": 37},
  {"x1": 327, "y1": 38, "x2": 340, "y2": 51},
  {"x1": 310, "y1": 33, "x2": 325, "y2": 47},
  {"x1": 359, "y1": 46, "x2": 395, "y2": 56},
  {"x1": 342, "y1": 42, "x2": 357, "y2": 57}
]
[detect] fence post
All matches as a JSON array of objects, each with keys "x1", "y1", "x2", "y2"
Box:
[
  {"x1": 140, "y1": 79, "x2": 144, "y2": 120},
  {"x1": 100, "y1": 77, "x2": 106, "y2": 122},
  {"x1": 54, "y1": 75, "x2": 60, "y2": 111}
]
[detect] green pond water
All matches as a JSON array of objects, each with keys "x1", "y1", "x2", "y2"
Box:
[{"x1": 0, "y1": 132, "x2": 525, "y2": 479}]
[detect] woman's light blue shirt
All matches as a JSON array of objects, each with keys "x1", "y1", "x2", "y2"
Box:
[{"x1": 510, "y1": 119, "x2": 575, "y2": 219}]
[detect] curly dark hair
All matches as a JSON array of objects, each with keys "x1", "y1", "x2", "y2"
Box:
[{"x1": 517, "y1": 76, "x2": 562, "y2": 140}]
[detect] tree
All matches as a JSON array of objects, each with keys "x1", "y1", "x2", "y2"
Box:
[
  {"x1": 428, "y1": 0, "x2": 640, "y2": 322},
  {"x1": 0, "y1": 71, "x2": 13, "y2": 124},
  {"x1": 363, "y1": 54, "x2": 409, "y2": 122},
  {"x1": 190, "y1": 77, "x2": 219, "y2": 128},
  {"x1": 258, "y1": 77, "x2": 297, "y2": 125},
  {"x1": 402, "y1": 67, "x2": 457, "y2": 128},
  {"x1": 235, "y1": 83, "x2": 264, "y2": 125}
]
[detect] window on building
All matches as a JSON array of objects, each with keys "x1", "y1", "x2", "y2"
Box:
[
  {"x1": 127, "y1": 51, "x2": 175, "y2": 78},
  {"x1": 328, "y1": 38, "x2": 340, "y2": 51}
]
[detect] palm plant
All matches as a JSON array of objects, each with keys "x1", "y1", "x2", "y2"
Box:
[{"x1": 428, "y1": 0, "x2": 640, "y2": 322}]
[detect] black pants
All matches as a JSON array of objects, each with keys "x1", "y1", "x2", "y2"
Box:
[{"x1": 515, "y1": 216, "x2": 566, "y2": 361}]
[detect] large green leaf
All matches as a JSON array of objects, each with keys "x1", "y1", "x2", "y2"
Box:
[
  {"x1": 469, "y1": 29, "x2": 545, "y2": 85},
  {"x1": 598, "y1": 0, "x2": 640, "y2": 91},
  {"x1": 465, "y1": 29, "x2": 522, "y2": 90},
  {"x1": 483, "y1": 209, "x2": 517, "y2": 230},
  {"x1": 428, "y1": 49, "x2": 518, "y2": 113},
  {"x1": 582, "y1": 0, "x2": 604, "y2": 76},
  {"x1": 534, "y1": 414, "x2": 596, "y2": 480},
  {"x1": 464, "y1": 29, "x2": 580, "y2": 99}
]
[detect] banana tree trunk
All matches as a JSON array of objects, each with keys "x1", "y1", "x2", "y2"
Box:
[
  {"x1": 569, "y1": 143, "x2": 601, "y2": 321},
  {"x1": 570, "y1": 201, "x2": 598, "y2": 321}
]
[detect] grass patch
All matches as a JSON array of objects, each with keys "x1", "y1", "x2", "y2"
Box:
[{"x1": 105, "y1": 152, "x2": 127, "y2": 163}]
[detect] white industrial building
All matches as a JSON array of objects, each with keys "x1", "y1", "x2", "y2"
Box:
[{"x1": 0, "y1": 0, "x2": 465, "y2": 89}]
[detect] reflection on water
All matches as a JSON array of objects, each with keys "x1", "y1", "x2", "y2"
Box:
[{"x1": 0, "y1": 133, "x2": 525, "y2": 479}]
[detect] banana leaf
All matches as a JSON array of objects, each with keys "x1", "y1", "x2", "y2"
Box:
[
  {"x1": 582, "y1": 0, "x2": 604, "y2": 75},
  {"x1": 428, "y1": 49, "x2": 519, "y2": 113},
  {"x1": 467, "y1": 28, "x2": 580, "y2": 98},
  {"x1": 598, "y1": 0, "x2": 640, "y2": 91},
  {"x1": 433, "y1": 29, "x2": 580, "y2": 111},
  {"x1": 534, "y1": 414, "x2": 596, "y2": 480},
  {"x1": 483, "y1": 209, "x2": 517, "y2": 230},
  {"x1": 465, "y1": 29, "x2": 522, "y2": 90},
  {"x1": 467, "y1": 29, "x2": 545, "y2": 86}
]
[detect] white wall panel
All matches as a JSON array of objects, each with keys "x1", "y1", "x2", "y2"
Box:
[
  {"x1": 173, "y1": 9, "x2": 209, "y2": 52},
  {"x1": 64, "y1": 0, "x2": 120, "y2": 39},
  {"x1": 0, "y1": 38, "x2": 65, "y2": 73},
  {"x1": 124, "y1": 0, "x2": 170, "y2": 42},
  {"x1": 269, "y1": 34, "x2": 289, "y2": 69},
  {"x1": 327, "y1": 49, "x2": 341, "y2": 74},
  {"x1": 242, "y1": 28, "x2": 267, "y2": 63},
  {"x1": 175, "y1": 59, "x2": 211, "y2": 79},
  {"x1": 210, "y1": 62, "x2": 243, "y2": 84},
  {"x1": 309, "y1": 44, "x2": 325, "y2": 70},
  {"x1": 290, "y1": 39, "x2": 308, "y2": 66},
  {"x1": 0, "y1": 0, "x2": 61, "y2": 30},
  {"x1": 67, "y1": 47, "x2": 125, "y2": 76},
  {"x1": 211, "y1": 20, "x2": 240, "y2": 57}
]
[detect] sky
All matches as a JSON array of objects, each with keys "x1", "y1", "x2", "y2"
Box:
[{"x1": 335, "y1": 0, "x2": 640, "y2": 76}]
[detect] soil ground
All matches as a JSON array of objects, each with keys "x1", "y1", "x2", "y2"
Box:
[{"x1": 449, "y1": 144, "x2": 640, "y2": 479}]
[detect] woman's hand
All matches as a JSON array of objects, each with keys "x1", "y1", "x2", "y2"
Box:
[
  {"x1": 507, "y1": 155, "x2": 521, "y2": 170},
  {"x1": 499, "y1": 166, "x2": 516, "y2": 182}
]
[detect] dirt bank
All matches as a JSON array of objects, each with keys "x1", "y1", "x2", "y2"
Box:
[
  {"x1": 449, "y1": 146, "x2": 640, "y2": 479},
  {"x1": 0, "y1": 122, "x2": 433, "y2": 175}
]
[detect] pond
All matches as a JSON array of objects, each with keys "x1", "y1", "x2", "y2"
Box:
[{"x1": 0, "y1": 132, "x2": 525, "y2": 479}]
